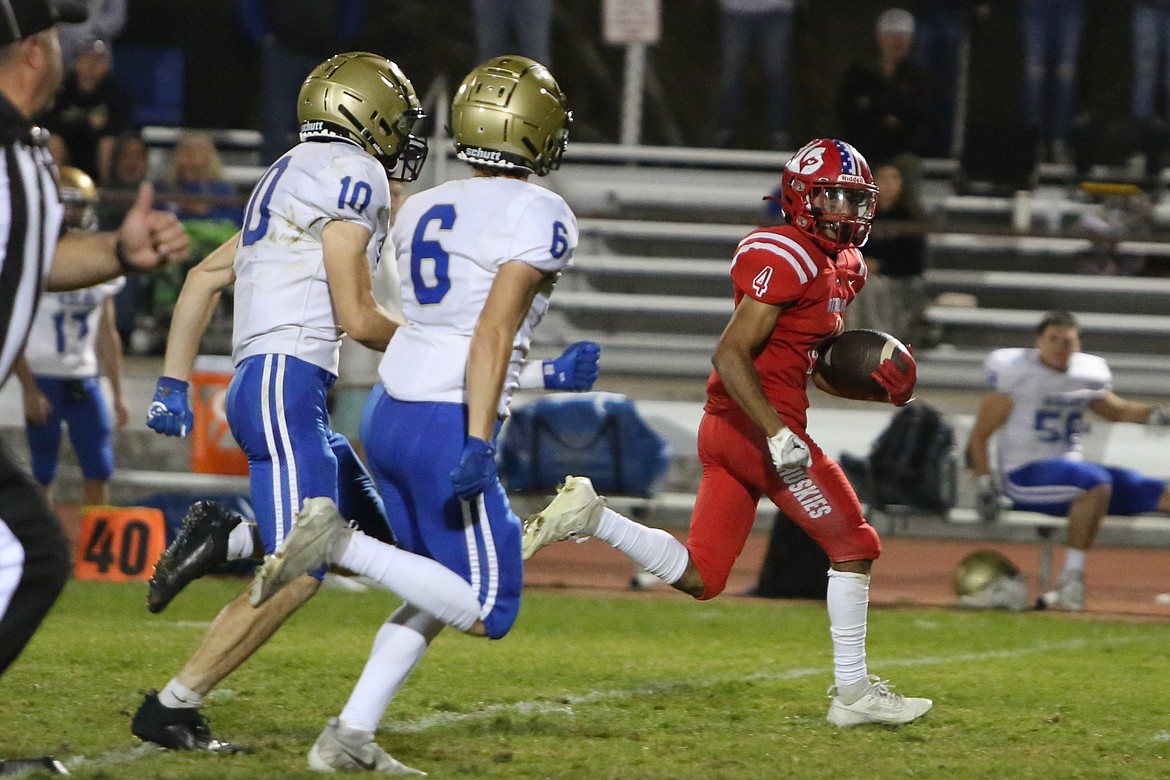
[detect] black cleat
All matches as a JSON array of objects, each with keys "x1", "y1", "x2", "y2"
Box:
[
  {"x1": 0, "y1": 757, "x2": 69, "y2": 775},
  {"x1": 131, "y1": 691, "x2": 248, "y2": 754},
  {"x1": 147, "y1": 501, "x2": 241, "y2": 613}
]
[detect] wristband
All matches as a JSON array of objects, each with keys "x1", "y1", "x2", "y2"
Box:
[{"x1": 115, "y1": 239, "x2": 141, "y2": 274}]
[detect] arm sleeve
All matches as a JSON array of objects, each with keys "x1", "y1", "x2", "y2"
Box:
[
  {"x1": 505, "y1": 195, "x2": 578, "y2": 274},
  {"x1": 983, "y1": 350, "x2": 1022, "y2": 393},
  {"x1": 305, "y1": 153, "x2": 386, "y2": 241},
  {"x1": 729, "y1": 232, "x2": 813, "y2": 304}
]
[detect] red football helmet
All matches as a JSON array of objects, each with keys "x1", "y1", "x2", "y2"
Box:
[{"x1": 779, "y1": 139, "x2": 879, "y2": 253}]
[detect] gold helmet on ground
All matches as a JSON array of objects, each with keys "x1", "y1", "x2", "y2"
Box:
[
  {"x1": 953, "y1": 549, "x2": 1028, "y2": 611},
  {"x1": 451, "y1": 55, "x2": 570, "y2": 177},
  {"x1": 297, "y1": 52, "x2": 428, "y2": 181},
  {"x1": 58, "y1": 165, "x2": 98, "y2": 232}
]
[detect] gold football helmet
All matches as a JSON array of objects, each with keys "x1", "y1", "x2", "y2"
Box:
[
  {"x1": 57, "y1": 165, "x2": 98, "y2": 232},
  {"x1": 451, "y1": 55, "x2": 570, "y2": 177},
  {"x1": 297, "y1": 52, "x2": 428, "y2": 181},
  {"x1": 953, "y1": 549, "x2": 1019, "y2": 596},
  {"x1": 953, "y1": 549, "x2": 1028, "y2": 610}
]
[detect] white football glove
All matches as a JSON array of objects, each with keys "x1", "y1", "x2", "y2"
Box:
[{"x1": 767, "y1": 428, "x2": 812, "y2": 471}]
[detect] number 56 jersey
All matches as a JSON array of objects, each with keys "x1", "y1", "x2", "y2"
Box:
[
  {"x1": 381, "y1": 176, "x2": 577, "y2": 411},
  {"x1": 232, "y1": 140, "x2": 391, "y2": 375}
]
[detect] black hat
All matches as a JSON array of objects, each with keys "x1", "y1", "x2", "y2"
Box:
[{"x1": 0, "y1": 0, "x2": 88, "y2": 46}]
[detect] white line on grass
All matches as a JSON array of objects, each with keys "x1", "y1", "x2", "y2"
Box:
[
  {"x1": 379, "y1": 636, "x2": 1125, "y2": 734},
  {"x1": 63, "y1": 636, "x2": 1146, "y2": 771}
]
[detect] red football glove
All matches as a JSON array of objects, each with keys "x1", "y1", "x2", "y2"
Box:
[{"x1": 871, "y1": 345, "x2": 916, "y2": 406}]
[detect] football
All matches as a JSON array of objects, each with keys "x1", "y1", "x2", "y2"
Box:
[{"x1": 814, "y1": 329, "x2": 911, "y2": 401}]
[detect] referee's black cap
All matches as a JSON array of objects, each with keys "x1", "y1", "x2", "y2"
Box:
[{"x1": 0, "y1": 0, "x2": 87, "y2": 46}]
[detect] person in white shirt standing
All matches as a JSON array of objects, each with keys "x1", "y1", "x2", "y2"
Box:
[
  {"x1": 249, "y1": 55, "x2": 578, "y2": 773},
  {"x1": 967, "y1": 310, "x2": 1170, "y2": 611},
  {"x1": 14, "y1": 165, "x2": 127, "y2": 507}
]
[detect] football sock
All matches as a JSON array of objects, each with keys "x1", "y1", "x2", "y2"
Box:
[
  {"x1": 595, "y1": 507, "x2": 689, "y2": 584},
  {"x1": 1062, "y1": 547, "x2": 1086, "y2": 574},
  {"x1": 158, "y1": 679, "x2": 203, "y2": 709},
  {"x1": 827, "y1": 569, "x2": 870, "y2": 699},
  {"x1": 337, "y1": 534, "x2": 482, "y2": 632},
  {"x1": 226, "y1": 522, "x2": 254, "y2": 561},
  {"x1": 340, "y1": 622, "x2": 429, "y2": 733}
]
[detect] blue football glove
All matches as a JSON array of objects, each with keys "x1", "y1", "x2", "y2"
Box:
[
  {"x1": 147, "y1": 376, "x2": 194, "y2": 438},
  {"x1": 543, "y1": 341, "x2": 601, "y2": 390},
  {"x1": 450, "y1": 437, "x2": 498, "y2": 500}
]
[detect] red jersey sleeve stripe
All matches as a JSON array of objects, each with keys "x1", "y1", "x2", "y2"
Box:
[
  {"x1": 733, "y1": 240, "x2": 812, "y2": 285},
  {"x1": 760, "y1": 233, "x2": 819, "y2": 278}
]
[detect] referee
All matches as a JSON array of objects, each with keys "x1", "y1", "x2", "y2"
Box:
[{"x1": 0, "y1": 0, "x2": 190, "y2": 709}]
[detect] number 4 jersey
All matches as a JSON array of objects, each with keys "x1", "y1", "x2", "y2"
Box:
[
  {"x1": 983, "y1": 347, "x2": 1112, "y2": 472},
  {"x1": 233, "y1": 140, "x2": 391, "y2": 375},
  {"x1": 381, "y1": 176, "x2": 578, "y2": 413}
]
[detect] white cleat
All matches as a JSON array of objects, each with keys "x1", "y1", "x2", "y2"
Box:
[
  {"x1": 308, "y1": 718, "x2": 425, "y2": 775},
  {"x1": 521, "y1": 476, "x2": 606, "y2": 560},
  {"x1": 826, "y1": 675, "x2": 933, "y2": 727},
  {"x1": 250, "y1": 497, "x2": 352, "y2": 607},
  {"x1": 1038, "y1": 569, "x2": 1085, "y2": 612}
]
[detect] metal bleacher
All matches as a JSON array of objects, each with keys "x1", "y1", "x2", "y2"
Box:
[
  {"x1": 523, "y1": 143, "x2": 1170, "y2": 397},
  {"x1": 134, "y1": 125, "x2": 1170, "y2": 395}
]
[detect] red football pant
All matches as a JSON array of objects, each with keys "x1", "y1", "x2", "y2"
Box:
[{"x1": 686, "y1": 408, "x2": 881, "y2": 600}]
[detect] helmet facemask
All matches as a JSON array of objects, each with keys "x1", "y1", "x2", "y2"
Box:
[{"x1": 808, "y1": 184, "x2": 877, "y2": 249}]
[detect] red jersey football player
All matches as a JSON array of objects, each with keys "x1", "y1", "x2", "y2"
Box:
[{"x1": 522, "y1": 139, "x2": 930, "y2": 727}]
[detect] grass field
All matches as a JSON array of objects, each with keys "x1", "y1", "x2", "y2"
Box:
[{"x1": 4, "y1": 577, "x2": 1170, "y2": 779}]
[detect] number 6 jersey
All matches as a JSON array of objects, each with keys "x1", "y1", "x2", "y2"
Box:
[
  {"x1": 232, "y1": 140, "x2": 391, "y2": 375},
  {"x1": 381, "y1": 176, "x2": 578, "y2": 413}
]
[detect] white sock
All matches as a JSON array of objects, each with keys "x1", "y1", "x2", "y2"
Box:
[
  {"x1": 337, "y1": 533, "x2": 482, "y2": 631},
  {"x1": 1063, "y1": 547, "x2": 1086, "y2": 574},
  {"x1": 827, "y1": 569, "x2": 870, "y2": 698},
  {"x1": 339, "y1": 623, "x2": 429, "y2": 733},
  {"x1": 594, "y1": 507, "x2": 689, "y2": 584},
  {"x1": 226, "y1": 522, "x2": 255, "y2": 561},
  {"x1": 159, "y1": 679, "x2": 202, "y2": 709}
]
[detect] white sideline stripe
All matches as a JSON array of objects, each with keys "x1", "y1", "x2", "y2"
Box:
[
  {"x1": 377, "y1": 636, "x2": 1138, "y2": 735},
  {"x1": 59, "y1": 636, "x2": 1150, "y2": 771}
]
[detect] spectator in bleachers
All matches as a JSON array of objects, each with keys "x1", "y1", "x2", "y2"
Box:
[
  {"x1": 161, "y1": 131, "x2": 242, "y2": 226},
  {"x1": 1021, "y1": 0, "x2": 1086, "y2": 165},
  {"x1": 42, "y1": 36, "x2": 132, "y2": 184},
  {"x1": 58, "y1": 0, "x2": 126, "y2": 68},
  {"x1": 1132, "y1": 1, "x2": 1170, "y2": 141},
  {"x1": 836, "y1": 8, "x2": 926, "y2": 167},
  {"x1": 967, "y1": 310, "x2": 1170, "y2": 611},
  {"x1": 473, "y1": 0, "x2": 553, "y2": 67},
  {"x1": 911, "y1": 0, "x2": 989, "y2": 158},
  {"x1": 845, "y1": 161, "x2": 927, "y2": 345},
  {"x1": 711, "y1": 0, "x2": 796, "y2": 151},
  {"x1": 238, "y1": 0, "x2": 367, "y2": 165}
]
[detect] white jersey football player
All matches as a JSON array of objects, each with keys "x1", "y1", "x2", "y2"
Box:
[
  {"x1": 133, "y1": 53, "x2": 518, "y2": 756},
  {"x1": 133, "y1": 53, "x2": 596, "y2": 759},
  {"x1": 249, "y1": 55, "x2": 578, "y2": 773},
  {"x1": 13, "y1": 166, "x2": 128, "y2": 507},
  {"x1": 967, "y1": 310, "x2": 1170, "y2": 610}
]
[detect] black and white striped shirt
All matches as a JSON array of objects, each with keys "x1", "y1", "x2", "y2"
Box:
[{"x1": 0, "y1": 93, "x2": 64, "y2": 384}]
